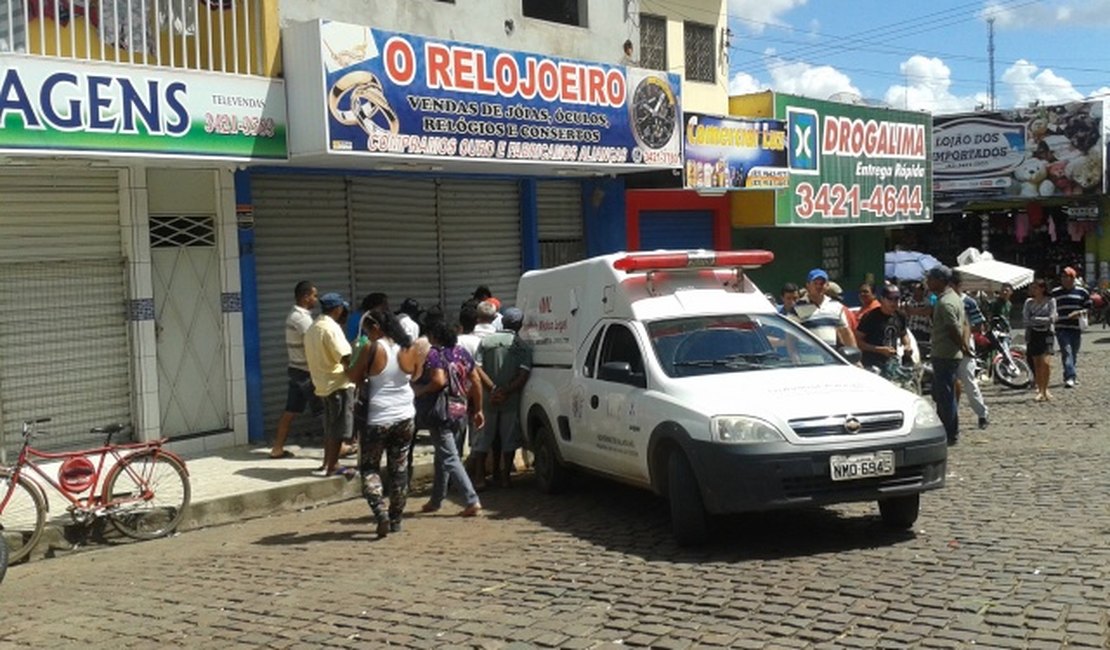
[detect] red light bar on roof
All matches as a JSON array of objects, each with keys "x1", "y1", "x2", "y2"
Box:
[{"x1": 612, "y1": 250, "x2": 774, "y2": 272}]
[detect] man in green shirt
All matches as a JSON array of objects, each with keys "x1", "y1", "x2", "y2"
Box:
[
  {"x1": 473, "y1": 308, "x2": 532, "y2": 489},
  {"x1": 989, "y1": 283, "x2": 1013, "y2": 328},
  {"x1": 927, "y1": 265, "x2": 970, "y2": 446}
]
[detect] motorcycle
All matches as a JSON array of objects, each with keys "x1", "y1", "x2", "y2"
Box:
[
  {"x1": 972, "y1": 316, "x2": 1032, "y2": 389},
  {"x1": 915, "y1": 316, "x2": 1030, "y2": 393}
]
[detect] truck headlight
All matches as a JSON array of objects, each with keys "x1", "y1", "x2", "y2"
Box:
[
  {"x1": 913, "y1": 399, "x2": 942, "y2": 428},
  {"x1": 711, "y1": 416, "x2": 786, "y2": 444}
]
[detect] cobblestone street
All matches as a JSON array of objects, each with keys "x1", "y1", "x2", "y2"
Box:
[{"x1": 2, "y1": 335, "x2": 1109, "y2": 649}]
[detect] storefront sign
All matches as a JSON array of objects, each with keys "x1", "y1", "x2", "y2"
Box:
[
  {"x1": 683, "y1": 113, "x2": 788, "y2": 189},
  {"x1": 933, "y1": 100, "x2": 1104, "y2": 202},
  {"x1": 774, "y1": 95, "x2": 932, "y2": 227},
  {"x1": 308, "y1": 20, "x2": 681, "y2": 169},
  {"x1": 0, "y1": 55, "x2": 288, "y2": 159}
]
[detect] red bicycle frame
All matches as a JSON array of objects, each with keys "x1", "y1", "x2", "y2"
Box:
[{"x1": 3, "y1": 436, "x2": 187, "y2": 515}]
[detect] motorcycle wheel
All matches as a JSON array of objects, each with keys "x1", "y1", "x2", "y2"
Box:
[{"x1": 994, "y1": 354, "x2": 1032, "y2": 389}]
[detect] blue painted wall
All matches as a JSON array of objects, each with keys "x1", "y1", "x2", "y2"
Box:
[
  {"x1": 583, "y1": 176, "x2": 627, "y2": 255},
  {"x1": 235, "y1": 171, "x2": 264, "y2": 444}
]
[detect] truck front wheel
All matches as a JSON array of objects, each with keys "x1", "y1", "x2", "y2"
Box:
[
  {"x1": 878, "y1": 494, "x2": 920, "y2": 530},
  {"x1": 668, "y1": 452, "x2": 709, "y2": 546},
  {"x1": 533, "y1": 422, "x2": 570, "y2": 494}
]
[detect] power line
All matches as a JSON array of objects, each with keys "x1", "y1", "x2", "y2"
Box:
[{"x1": 680, "y1": 0, "x2": 1110, "y2": 80}]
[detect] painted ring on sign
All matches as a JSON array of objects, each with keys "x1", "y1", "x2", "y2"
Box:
[
  {"x1": 350, "y1": 86, "x2": 400, "y2": 137},
  {"x1": 328, "y1": 71, "x2": 384, "y2": 125}
]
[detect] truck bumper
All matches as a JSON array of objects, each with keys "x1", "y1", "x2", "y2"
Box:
[{"x1": 685, "y1": 426, "x2": 948, "y2": 515}]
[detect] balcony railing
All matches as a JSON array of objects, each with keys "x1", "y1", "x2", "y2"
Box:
[{"x1": 0, "y1": 0, "x2": 267, "y2": 76}]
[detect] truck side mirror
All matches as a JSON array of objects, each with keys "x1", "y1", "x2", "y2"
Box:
[
  {"x1": 598, "y1": 361, "x2": 645, "y2": 387},
  {"x1": 839, "y1": 345, "x2": 863, "y2": 365}
]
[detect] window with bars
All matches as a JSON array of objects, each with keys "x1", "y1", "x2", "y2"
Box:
[
  {"x1": 150, "y1": 216, "x2": 217, "y2": 248},
  {"x1": 821, "y1": 235, "x2": 844, "y2": 280},
  {"x1": 684, "y1": 21, "x2": 716, "y2": 83},
  {"x1": 639, "y1": 14, "x2": 666, "y2": 71}
]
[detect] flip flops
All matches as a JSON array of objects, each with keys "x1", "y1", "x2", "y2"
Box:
[{"x1": 268, "y1": 450, "x2": 295, "y2": 459}]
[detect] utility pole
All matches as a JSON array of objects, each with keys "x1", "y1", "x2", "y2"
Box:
[{"x1": 987, "y1": 17, "x2": 996, "y2": 111}]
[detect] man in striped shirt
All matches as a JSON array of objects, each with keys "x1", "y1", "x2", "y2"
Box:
[
  {"x1": 1051, "y1": 267, "x2": 1091, "y2": 388},
  {"x1": 796, "y1": 268, "x2": 856, "y2": 349}
]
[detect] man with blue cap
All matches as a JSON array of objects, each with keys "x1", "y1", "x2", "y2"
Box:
[
  {"x1": 795, "y1": 268, "x2": 857, "y2": 349},
  {"x1": 304, "y1": 292, "x2": 356, "y2": 476}
]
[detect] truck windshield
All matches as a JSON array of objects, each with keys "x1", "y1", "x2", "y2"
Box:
[{"x1": 647, "y1": 314, "x2": 842, "y2": 377}]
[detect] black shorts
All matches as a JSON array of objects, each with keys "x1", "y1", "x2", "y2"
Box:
[
  {"x1": 1026, "y1": 329, "x2": 1055, "y2": 357},
  {"x1": 285, "y1": 368, "x2": 323, "y2": 416}
]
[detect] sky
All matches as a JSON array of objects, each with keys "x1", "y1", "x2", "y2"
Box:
[{"x1": 714, "y1": 0, "x2": 1110, "y2": 114}]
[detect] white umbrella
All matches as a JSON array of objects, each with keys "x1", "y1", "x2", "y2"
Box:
[{"x1": 955, "y1": 259, "x2": 1034, "y2": 292}]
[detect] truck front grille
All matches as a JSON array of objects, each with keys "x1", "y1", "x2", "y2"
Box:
[{"x1": 788, "y1": 411, "x2": 905, "y2": 437}]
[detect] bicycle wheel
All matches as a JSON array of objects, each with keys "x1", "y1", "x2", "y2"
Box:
[
  {"x1": 102, "y1": 452, "x2": 191, "y2": 540},
  {"x1": 0, "y1": 470, "x2": 47, "y2": 565}
]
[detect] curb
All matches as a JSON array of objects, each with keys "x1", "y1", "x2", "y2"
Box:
[{"x1": 15, "y1": 461, "x2": 436, "y2": 564}]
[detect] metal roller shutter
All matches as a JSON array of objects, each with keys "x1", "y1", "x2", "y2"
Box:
[
  {"x1": 252, "y1": 174, "x2": 350, "y2": 435},
  {"x1": 537, "y1": 181, "x2": 585, "y2": 268},
  {"x1": 638, "y1": 210, "x2": 715, "y2": 251},
  {"x1": 439, "y1": 179, "x2": 522, "y2": 312},
  {"x1": 349, "y1": 177, "x2": 441, "y2": 311},
  {"x1": 0, "y1": 169, "x2": 131, "y2": 454}
]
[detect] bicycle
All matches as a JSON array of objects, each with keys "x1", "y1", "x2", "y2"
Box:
[{"x1": 0, "y1": 418, "x2": 191, "y2": 565}]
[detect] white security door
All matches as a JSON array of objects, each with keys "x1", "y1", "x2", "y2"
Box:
[{"x1": 151, "y1": 216, "x2": 228, "y2": 437}]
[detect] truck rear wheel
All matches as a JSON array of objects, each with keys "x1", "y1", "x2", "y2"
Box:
[
  {"x1": 533, "y1": 422, "x2": 569, "y2": 494},
  {"x1": 667, "y1": 452, "x2": 708, "y2": 546},
  {"x1": 878, "y1": 494, "x2": 920, "y2": 530}
]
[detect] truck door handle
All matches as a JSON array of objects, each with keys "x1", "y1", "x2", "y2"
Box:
[{"x1": 590, "y1": 395, "x2": 599, "y2": 409}]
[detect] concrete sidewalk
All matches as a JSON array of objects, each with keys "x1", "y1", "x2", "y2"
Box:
[{"x1": 19, "y1": 438, "x2": 438, "y2": 563}]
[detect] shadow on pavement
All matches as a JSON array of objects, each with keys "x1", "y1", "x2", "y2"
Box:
[
  {"x1": 253, "y1": 529, "x2": 381, "y2": 545},
  {"x1": 232, "y1": 466, "x2": 320, "y2": 481},
  {"x1": 480, "y1": 472, "x2": 915, "y2": 563}
]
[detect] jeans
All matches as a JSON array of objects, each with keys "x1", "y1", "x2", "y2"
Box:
[
  {"x1": 1055, "y1": 328, "x2": 1081, "y2": 382},
  {"x1": 429, "y1": 420, "x2": 479, "y2": 508},
  {"x1": 957, "y1": 356, "x2": 988, "y2": 418},
  {"x1": 931, "y1": 358, "x2": 960, "y2": 442}
]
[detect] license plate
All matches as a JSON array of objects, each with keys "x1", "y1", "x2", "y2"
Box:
[{"x1": 830, "y1": 451, "x2": 895, "y2": 481}]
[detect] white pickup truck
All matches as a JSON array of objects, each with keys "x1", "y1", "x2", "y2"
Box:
[{"x1": 516, "y1": 250, "x2": 948, "y2": 545}]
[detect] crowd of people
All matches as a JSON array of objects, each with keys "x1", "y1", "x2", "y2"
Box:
[
  {"x1": 269, "y1": 263, "x2": 1092, "y2": 533},
  {"x1": 776, "y1": 264, "x2": 1093, "y2": 446},
  {"x1": 270, "y1": 282, "x2": 532, "y2": 539}
]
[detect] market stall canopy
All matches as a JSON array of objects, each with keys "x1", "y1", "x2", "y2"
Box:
[
  {"x1": 956, "y1": 259, "x2": 1034, "y2": 292},
  {"x1": 884, "y1": 250, "x2": 942, "y2": 281}
]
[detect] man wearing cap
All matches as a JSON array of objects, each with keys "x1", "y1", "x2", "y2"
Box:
[
  {"x1": 304, "y1": 292, "x2": 356, "y2": 476},
  {"x1": 795, "y1": 269, "x2": 857, "y2": 349},
  {"x1": 854, "y1": 285, "x2": 913, "y2": 373},
  {"x1": 396, "y1": 297, "x2": 423, "y2": 342},
  {"x1": 1051, "y1": 267, "x2": 1091, "y2": 388},
  {"x1": 952, "y1": 271, "x2": 989, "y2": 429},
  {"x1": 472, "y1": 307, "x2": 531, "y2": 489},
  {"x1": 926, "y1": 265, "x2": 970, "y2": 446}
]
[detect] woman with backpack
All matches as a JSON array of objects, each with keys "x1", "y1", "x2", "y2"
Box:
[
  {"x1": 414, "y1": 320, "x2": 484, "y2": 517},
  {"x1": 347, "y1": 308, "x2": 420, "y2": 538}
]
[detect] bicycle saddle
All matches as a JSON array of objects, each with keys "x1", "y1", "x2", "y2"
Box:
[{"x1": 90, "y1": 423, "x2": 126, "y2": 435}]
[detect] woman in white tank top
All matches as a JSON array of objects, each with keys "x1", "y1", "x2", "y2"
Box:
[{"x1": 348, "y1": 308, "x2": 420, "y2": 538}]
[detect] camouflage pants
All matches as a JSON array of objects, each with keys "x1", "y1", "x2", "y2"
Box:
[{"x1": 359, "y1": 418, "x2": 414, "y2": 522}]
